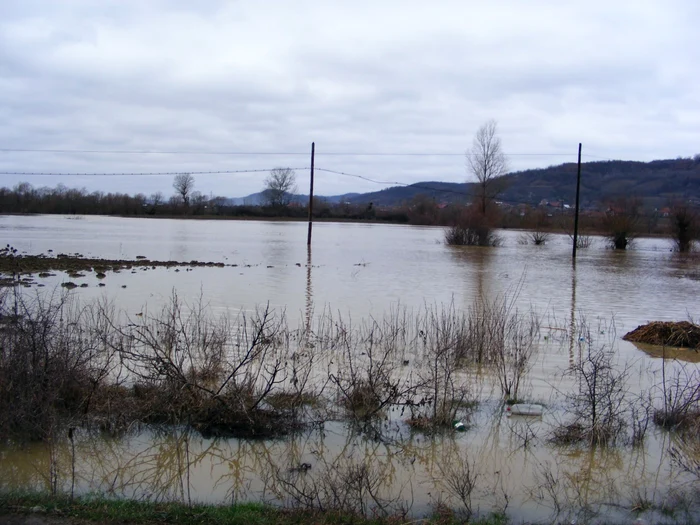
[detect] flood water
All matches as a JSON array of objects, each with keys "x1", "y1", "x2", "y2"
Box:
[{"x1": 1, "y1": 215, "x2": 699, "y2": 523}]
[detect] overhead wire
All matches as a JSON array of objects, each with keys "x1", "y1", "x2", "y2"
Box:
[
  {"x1": 315, "y1": 167, "x2": 556, "y2": 208},
  {"x1": 0, "y1": 147, "x2": 578, "y2": 157},
  {"x1": 0, "y1": 168, "x2": 308, "y2": 177},
  {"x1": 0, "y1": 149, "x2": 636, "y2": 208}
]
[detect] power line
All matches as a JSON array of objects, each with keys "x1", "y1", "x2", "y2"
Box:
[
  {"x1": 315, "y1": 168, "x2": 403, "y2": 186},
  {"x1": 0, "y1": 168, "x2": 308, "y2": 177},
  {"x1": 316, "y1": 167, "x2": 543, "y2": 208},
  {"x1": 0, "y1": 149, "x2": 310, "y2": 156},
  {"x1": 0, "y1": 163, "x2": 589, "y2": 208},
  {"x1": 0, "y1": 147, "x2": 578, "y2": 157},
  {"x1": 582, "y1": 153, "x2": 618, "y2": 161}
]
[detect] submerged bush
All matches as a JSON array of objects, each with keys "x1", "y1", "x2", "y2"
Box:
[
  {"x1": 669, "y1": 202, "x2": 698, "y2": 253},
  {"x1": 0, "y1": 290, "x2": 118, "y2": 440},
  {"x1": 445, "y1": 208, "x2": 501, "y2": 247},
  {"x1": 0, "y1": 287, "x2": 540, "y2": 440},
  {"x1": 553, "y1": 322, "x2": 632, "y2": 446},
  {"x1": 601, "y1": 197, "x2": 640, "y2": 250},
  {"x1": 653, "y1": 360, "x2": 700, "y2": 430},
  {"x1": 112, "y1": 294, "x2": 314, "y2": 438}
]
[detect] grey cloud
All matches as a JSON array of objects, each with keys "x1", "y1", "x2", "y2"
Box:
[{"x1": 1, "y1": 0, "x2": 699, "y2": 198}]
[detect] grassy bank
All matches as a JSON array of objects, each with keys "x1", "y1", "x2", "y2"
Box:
[{"x1": 0, "y1": 493, "x2": 509, "y2": 525}]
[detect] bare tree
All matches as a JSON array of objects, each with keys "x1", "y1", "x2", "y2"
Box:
[
  {"x1": 150, "y1": 192, "x2": 164, "y2": 207},
  {"x1": 467, "y1": 120, "x2": 508, "y2": 215},
  {"x1": 173, "y1": 173, "x2": 195, "y2": 208},
  {"x1": 263, "y1": 168, "x2": 297, "y2": 207}
]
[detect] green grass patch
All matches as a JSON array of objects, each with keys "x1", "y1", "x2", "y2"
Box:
[
  {"x1": 0, "y1": 491, "x2": 513, "y2": 524},
  {"x1": 0, "y1": 493, "x2": 274, "y2": 524}
]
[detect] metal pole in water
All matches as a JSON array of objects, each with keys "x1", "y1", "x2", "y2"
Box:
[
  {"x1": 307, "y1": 142, "x2": 315, "y2": 246},
  {"x1": 572, "y1": 143, "x2": 582, "y2": 260}
]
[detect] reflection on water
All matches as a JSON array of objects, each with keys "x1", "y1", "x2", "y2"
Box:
[
  {"x1": 630, "y1": 342, "x2": 700, "y2": 363},
  {"x1": 1, "y1": 216, "x2": 700, "y2": 521},
  {"x1": 0, "y1": 414, "x2": 695, "y2": 522},
  {"x1": 2, "y1": 215, "x2": 698, "y2": 334},
  {"x1": 305, "y1": 245, "x2": 313, "y2": 335},
  {"x1": 569, "y1": 263, "x2": 577, "y2": 366}
]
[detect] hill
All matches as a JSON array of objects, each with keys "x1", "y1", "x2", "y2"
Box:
[
  {"x1": 235, "y1": 157, "x2": 700, "y2": 209},
  {"x1": 498, "y1": 157, "x2": 700, "y2": 209}
]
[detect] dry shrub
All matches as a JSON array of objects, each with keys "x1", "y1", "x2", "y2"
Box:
[
  {"x1": 518, "y1": 230, "x2": 550, "y2": 246},
  {"x1": 328, "y1": 309, "x2": 421, "y2": 423},
  {"x1": 445, "y1": 208, "x2": 501, "y2": 247},
  {"x1": 518, "y1": 210, "x2": 551, "y2": 246},
  {"x1": 553, "y1": 321, "x2": 631, "y2": 446},
  {"x1": 462, "y1": 284, "x2": 540, "y2": 401},
  {"x1": 0, "y1": 289, "x2": 118, "y2": 440},
  {"x1": 411, "y1": 302, "x2": 476, "y2": 428},
  {"x1": 107, "y1": 293, "x2": 309, "y2": 438},
  {"x1": 569, "y1": 232, "x2": 594, "y2": 249},
  {"x1": 670, "y1": 419, "x2": 700, "y2": 480},
  {"x1": 653, "y1": 360, "x2": 700, "y2": 430}
]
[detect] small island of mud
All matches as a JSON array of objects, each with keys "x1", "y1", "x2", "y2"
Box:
[
  {"x1": 0, "y1": 245, "x2": 231, "y2": 287},
  {"x1": 623, "y1": 321, "x2": 700, "y2": 350}
]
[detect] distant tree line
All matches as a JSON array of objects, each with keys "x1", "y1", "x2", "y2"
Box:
[
  {"x1": 0, "y1": 180, "x2": 409, "y2": 223},
  {"x1": 1, "y1": 171, "x2": 697, "y2": 252}
]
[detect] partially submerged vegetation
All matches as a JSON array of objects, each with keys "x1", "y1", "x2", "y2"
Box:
[
  {"x1": 0, "y1": 288, "x2": 542, "y2": 442},
  {"x1": 1, "y1": 287, "x2": 699, "y2": 523}
]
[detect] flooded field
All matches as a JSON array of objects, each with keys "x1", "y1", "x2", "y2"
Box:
[{"x1": 1, "y1": 215, "x2": 699, "y2": 524}]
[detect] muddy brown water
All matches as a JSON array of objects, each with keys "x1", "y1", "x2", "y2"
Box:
[{"x1": 1, "y1": 215, "x2": 699, "y2": 523}]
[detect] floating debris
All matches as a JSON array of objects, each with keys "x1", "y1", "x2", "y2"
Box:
[{"x1": 506, "y1": 403, "x2": 544, "y2": 416}]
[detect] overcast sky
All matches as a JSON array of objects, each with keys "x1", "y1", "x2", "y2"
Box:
[{"x1": 1, "y1": 0, "x2": 698, "y2": 199}]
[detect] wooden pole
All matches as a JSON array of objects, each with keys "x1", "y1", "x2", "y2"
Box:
[
  {"x1": 572, "y1": 143, "x2": 582, "y2": 260},
  {"x1": 307, "y1": 142, "x2": 315, "y2": 246}
]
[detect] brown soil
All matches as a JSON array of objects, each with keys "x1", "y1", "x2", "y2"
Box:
[
  {"x1": 0, "y1": 248, "x2": 232, "y2": 287},
  {"x1": 622, "y1": 321, "x2": 700, "y2": 349}
]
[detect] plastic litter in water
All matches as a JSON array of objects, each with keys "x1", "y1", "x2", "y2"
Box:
[
  {"x1": 452, "y1": 420, "x2": 466, "y2": 431},
  {"x1": 506, "y1": 403, "x2": 544, "y2": 416}
]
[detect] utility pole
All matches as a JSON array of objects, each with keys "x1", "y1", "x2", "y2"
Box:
[
  {"x1": 572, "y1": 143, "x2": 582, "y2": 261},
  {"x1": 307, "y1": 142, "x2": 315, "y2": 246}
]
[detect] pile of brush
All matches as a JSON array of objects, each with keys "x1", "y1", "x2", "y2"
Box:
[{"x1": 623, "y1": 321, "x2": 700, "y2": 349}]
